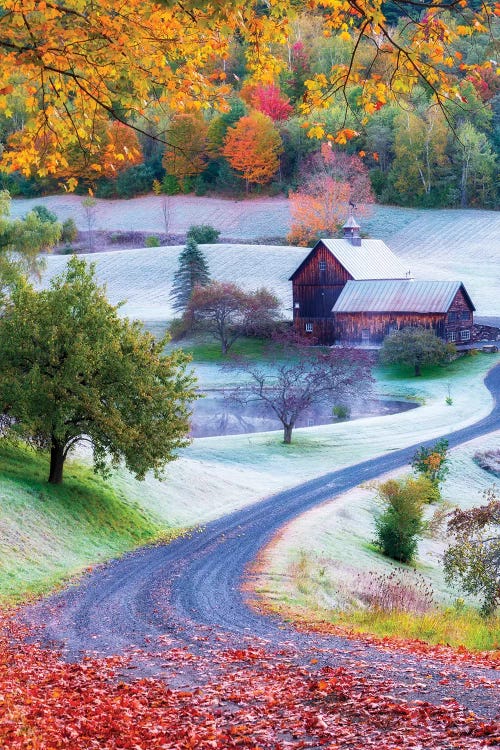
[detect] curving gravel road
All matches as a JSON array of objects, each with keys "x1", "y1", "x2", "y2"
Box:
[{"x1": 23, "y1": 363, "x2": 500, "y2": 717}]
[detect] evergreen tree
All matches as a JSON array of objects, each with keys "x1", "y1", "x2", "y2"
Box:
[{"x1": 170, "y1": 238, "x2": 211, "y2": 314}]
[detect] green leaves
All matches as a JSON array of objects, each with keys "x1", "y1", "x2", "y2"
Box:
[{"x1": 0, "y1": 256, "x2": 198, "y2": 483}]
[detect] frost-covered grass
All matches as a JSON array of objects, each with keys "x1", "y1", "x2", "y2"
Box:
[
  {"x1": 253, "y1": 428, "x2": 500, "y2": 648},
  {"x1": 107, "y1": 352, "x2": 498, "y2": 528},
  {"x1": 35, "y1": 202, "x2": 500, "y2": 319}
]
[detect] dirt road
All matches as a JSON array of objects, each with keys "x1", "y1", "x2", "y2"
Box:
[{"x1": 21, "y1": 364, "x2": 500, "y2": 720}]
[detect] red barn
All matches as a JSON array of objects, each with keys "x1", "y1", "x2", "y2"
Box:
[
  {"x1": 333, "y1": 279, "x2": 475, "y2": 345},
  {"x1": 289, "y1": 216, "x2": 411, "y2": 343},
  {"x1": 289, "y1": 215, "x2": 475, "y2": 345}
]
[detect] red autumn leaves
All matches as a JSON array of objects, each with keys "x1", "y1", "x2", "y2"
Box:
[{"x1": 0, "y1": 614, "x2": 498, "y2": 749}]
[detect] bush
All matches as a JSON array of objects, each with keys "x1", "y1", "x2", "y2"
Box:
[
  {"x1": 412, "y1": 439, "x2": 449, "y2": 493},
  {"x1": 374, "y1": 476, "x2": 430, "y2": 563},
  {"x1": 194, "y1": 175, "x2": 208, "y2": 196},
  {"x1": 61, "y1": 218, "x2": 78, "y2": 244},
  {"x1": 444, "y1": 489, "x2": 500, "y2": 616},
  {"x1": 115, "y1": 164, "x2": 155, "y2": 198},
  {"x1": 168, "y1": 316, "x2": 192, "y2": 341},
  {"x1": 332, "y1": 404, "x2": 350, "y2": 420},
  {"x1": 32, "y1": 205, "x2": 58, "y2": 223},
  {"x1": 145, "y1": 235, "x2": 160, "y2": 247},
  {"x1": 186, "y1": 224, "x2": 220, "y2": 244},
  {"x1": 162, "y1": 174, "x2": 181, "y2": 195}
]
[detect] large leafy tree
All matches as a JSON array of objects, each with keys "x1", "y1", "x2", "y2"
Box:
[
  {"x1": 188, "y1": 282, "x2": 280, "y2": 354},
  {"x1": 0, "y1": 1, "x2": 495, "y2": 179},
  {"x1": 0, "y1": 257, "x2": 197, "y2": 484},
  {"x1": 222, "y1": 112, "x2": 283, "y2": 190},
  {"x1": 380, "y1": 327, "x2": 455, "y2": 377}
]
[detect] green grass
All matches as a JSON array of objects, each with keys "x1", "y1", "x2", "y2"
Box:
[
  {"x1": 267, "y1": 548, "x2": 500, "y2": 651},
  {"x1": 332, "y1": 607, "x2": 500, "y2": 651},
  {"x1": 0, "y1": 443, "x2": 169, "y2": 606},
  {"x1": 173, "y1": 335, "x2": 269, "y2": 363}
]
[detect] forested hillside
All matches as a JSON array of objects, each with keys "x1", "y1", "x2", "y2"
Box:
[{"x1": 0, "y1": 2, "x2": 498, "y2": 226}]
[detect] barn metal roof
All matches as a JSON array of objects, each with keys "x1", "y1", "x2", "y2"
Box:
[
  {"x1": 333, "y1": 280, "x2": 476, "y2": 313},
  {"x1": 289, "y1": 239, "x2": 411, "y2": 282},
  {"x1": 321, "y1": 239, "x2": 410, "y2": 280}
]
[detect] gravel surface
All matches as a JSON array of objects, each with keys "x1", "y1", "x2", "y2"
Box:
[{"x1": 21, "y1": 364, "x2": 500, "y2": 719}]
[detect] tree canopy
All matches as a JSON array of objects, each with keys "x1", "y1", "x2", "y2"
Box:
[
  {"x1": 0, "y1": 257, "x2": 198, "y2": 483},
  {"x1": 380, "y1": 326, "x2": 455, "y2": 376},
  {"x1": 0, "y1": 0, "x2": 496, "y2": 181},
  {"x1": 0, "y1": 190, "x2": 61, "y2": 301}
]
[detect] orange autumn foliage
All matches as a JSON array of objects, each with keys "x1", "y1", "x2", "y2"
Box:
[{"x1": 222, "y1": 112, "x2": 283, "y2": 187}]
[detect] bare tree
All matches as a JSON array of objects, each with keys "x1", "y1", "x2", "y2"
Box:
[
  {"x1": 225, "y1": 333, "x2": 373, "y2": 443},
  {"x1": 81, "y1": 196, "x2": 97, "y2": 252}
]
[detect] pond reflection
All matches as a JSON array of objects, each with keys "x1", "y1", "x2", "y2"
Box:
[{"x1": 189, "y1": 392, "x2": 418, "y2": 438}]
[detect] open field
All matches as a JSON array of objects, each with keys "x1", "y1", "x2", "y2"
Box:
[
  {"x1": 108, "y1": 353, "x2": 499, "y2": 528},
  {"x1": 13, "y1": 195, "x2": 498, "y2": 320},
  {"x1": 252, "y1": 429, "x2": 500, "y2": 648},
  {"x1": 1, "y1": 353, "x2": 497, "y2": 603}
]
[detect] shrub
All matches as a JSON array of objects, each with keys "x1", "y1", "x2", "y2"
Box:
[
  {"x1": 162, "y1": 174, "x2": 181, "y2": 195},
  {"x1": 444, "y1": 488, "x2": 500, "y2": 616},
  {"x1": 412, "y1": 439, "x2": 449, "y2": 497},
  {"x1": 194, "y1": 175, "x2": 208, "y2": 196},
  {"x1": 61, "y1": 218, "x2": 78, "y2": 244},
  {"x1": 31, "y1": 205, "x2": 58, "y2": 223},
  {"x1": 186, "y1": 224, "x2": 220, "y2": 244},
  {"x1": 145, "y1": 236, "x2": 160, "y2": 247},
  {"x1": 356, "y1": 569, "x2": 434, "y2": 613},
  {"x1": 332, "y1": 404, "x2": 350, "y2": 420},
  {"x1": 168, "y1": 316, "x2": 191, "y2": 341},
  {"x1": 116, "y1": 164, "x2": 155, "y2": 198},
  {"x1": 374, "y1": 476, "x2": 430, "y2": 563}
]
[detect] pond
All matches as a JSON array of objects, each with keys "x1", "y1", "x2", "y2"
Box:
[{"x1": 189, "y1": 391, "x2": 418, "y2": 438}]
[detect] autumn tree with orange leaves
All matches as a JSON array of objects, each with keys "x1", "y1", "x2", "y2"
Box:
[
  {"x1": 222, "y1": 112, "x2": 283, "y2": 190},
  {"x1": 0, "y1": 1, "x2": 496, "y2": 182},
  {"x1": 288, "y1": 147, "x2": 373, "y2": 245}
]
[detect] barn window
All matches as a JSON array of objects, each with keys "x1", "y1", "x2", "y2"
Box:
[
  {"x1": 461, "y1": 311, "x2": 470, "y2": 320},
  {"x1": 305, "y1": 323, "x2": 313, "y2": 333},
  {"x1": 448, "y1": 311, "x2": 457, "y2": 322},
  {"x1": 460, "y1": 329, "x2": 471, "y2": 341},
  {"x1": 448, "y1": 331, "x2": 457, "y2": 342},
  {"x1": 294, "y1": 302, "x2": 300, "y2": 309},
  {"x1": 319, "y1": 260, "x2": 326, "y2": 271},
  {"x1": 361, "y1": 329, "x2": 370, "y2": 343}
]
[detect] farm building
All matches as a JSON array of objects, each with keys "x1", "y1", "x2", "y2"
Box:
[{"x1": 290, "y1": 215, "x2": 475, "y2": 345}]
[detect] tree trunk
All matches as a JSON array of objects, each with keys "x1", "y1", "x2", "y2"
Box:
[
  {"x1": 48, "y1": 438, "x2": 65, "y2": 484},
  {"x1": 414, "y1": 363, "x2": 421, "y2": 377},
  {"x1": 283, "y1": 423, "x2": 293, "y2": 444}
]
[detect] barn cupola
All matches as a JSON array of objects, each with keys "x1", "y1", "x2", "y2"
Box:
[{"x1": 342, "y1": 213, "x2": 361, "y2": 246}]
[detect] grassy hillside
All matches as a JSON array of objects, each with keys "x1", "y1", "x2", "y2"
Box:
[
  {"x1": 0, "y1": 443, "x2": 168, "y2": 605},
  {"x1": 37, "y1": 204, "x2": 499, "y2": 320}
]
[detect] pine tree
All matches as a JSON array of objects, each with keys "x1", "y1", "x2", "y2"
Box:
[{"x1": 170, "y1": 238, "x2": 211, "y2": 314}]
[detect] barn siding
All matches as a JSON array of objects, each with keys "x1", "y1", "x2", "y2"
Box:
[
  {"x1": 292, "y1": 242, "x2": 351, "y2": 342},
  {"x1": 334, "y1": 312, "x2": 447, "y2": 344},
  {"x1": 445, "y1": 288, "x2": 474, "y2": 343}
]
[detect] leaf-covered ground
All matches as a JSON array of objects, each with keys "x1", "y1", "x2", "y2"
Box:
[{"x1": 1, "y1": 612, "x2": 499, "y2": 749}]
